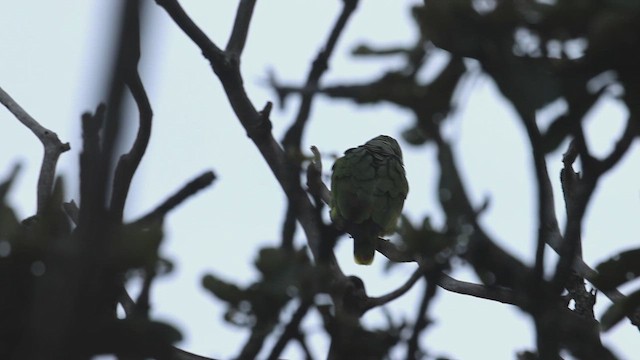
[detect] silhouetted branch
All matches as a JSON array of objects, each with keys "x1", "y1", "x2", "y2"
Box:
[
  {"x1": 594, "y1": 115, "x2": 638, "y2": 175},
  {"x1": 363, "y1": 266, "x2": 424, "y2": 312},
  {"x1": 294, "y1": 333, "x2": 314, "y2": 360},
  {"x1": 156, "y1": 0, "x2": 337, "y2": 271},
  {"x1": 377, "y1": 239, "x2": 518, "y2": 304},
  {"x1": 109, "y1": 4, "x2": 153, "y2": 221},
  {"x1": 132, "y1": 171, "x2": 216, "y2": 226},
  {"x1": 226, "y1": 0, "x2": 257, "y2": 57},
  {"x1": 0, "y1": 86, "x2": 70, "y2": 214},
  {"x1": 406, "y1": 275, "x2": 438, "y2": 360},
  {"x1": 282, "y1": 0, "x2": 359, "y2": 150},
  {"x1": 517, "y1": 110, "x2": 562, "y2": 292},
  {"x1": 266, "y1": 299, "x2": 313, "y2": 360},
  {"x1": 0, "y1": 163, "x2": 21, "y2": 201},
  {"x1": 155, "y1": 0, "x2": 225, "y2": 65}
]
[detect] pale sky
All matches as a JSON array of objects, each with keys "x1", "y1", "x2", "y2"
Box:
[{"x1": 1, "y1": 1, "x2": 638, "y2": 359}]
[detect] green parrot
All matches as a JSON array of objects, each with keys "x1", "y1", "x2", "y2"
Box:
[{"x1": 330, "y1": 135, "x2": 409, "y2": 265}]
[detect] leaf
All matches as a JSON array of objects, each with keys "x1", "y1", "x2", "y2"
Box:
[
  {"x1": 202, "y1": 274, "x2": 246, "y2": 305},
  {"x1": 600, "y1": 288, "x2": 640, "y2": 331},
  {"x1": 593, "y1": 248, "x2": 640, "y2": 290},
  {"x1": 422, "y1": 0, "x2": 484, "y2": 58},
  {"x1": 112, "y1": 221, "x2": 163, "y2": 270},
  {"x1": 489, "y1": 54, "x2": 562, "y2": 115}
]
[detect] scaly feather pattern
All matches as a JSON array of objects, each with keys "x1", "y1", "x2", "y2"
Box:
[{"x1": 330, "y1": 135, "x2": 408, "y2": 264}]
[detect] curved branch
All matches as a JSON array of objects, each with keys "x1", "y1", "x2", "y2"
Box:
[
  {"x1": 0, "y1": 86, "x2": 70, "y2": 214},
  {"x1": 593, "y1": 115, "x2": 638, "y2": 175},
  {"x1": 362, "y1": 265, "x2": 424, "y2": 312},
  {"x1": 377, "y1": 239, "x2": 518, "y2": 305},
  {"x1": 110, "y1": 12, "x2": 153, "y2": 221}
]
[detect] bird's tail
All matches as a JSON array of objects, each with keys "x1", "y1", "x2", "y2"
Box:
[{"x1": 352, "y1": 226, "x2": 378, "y2": 265}]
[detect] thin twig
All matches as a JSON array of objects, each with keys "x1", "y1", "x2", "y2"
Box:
[
  {"x1": 282, "y1": 0, "x2": 359, "y2": 150},
  {"x1": 594, "y1": 115, "x2": 638, "y2": 175},
  {"x1": 363, "y1": 266, "x2": 424, "y2": 312},
  {"x1": 0, "y1": 86, "x2": 70, "y2": 214},
  {"x1": 0, "y1": 163, "x2": 21, "y2": 201},
  {"x1": 155, "y1": 0, "x2": 226, "y2": 65},
  {"x1": 406, "y1": 276, "x2": 438, "y2": 360},
  {"x1": 266, "y1": 299, "x2": 312, "y2": 360},
  {"x1": 517, "y1": 109, "x2": 560, "y2": 290},
  {"x1": 131, "y1": 170, "x2": 216, "y2": 226}
]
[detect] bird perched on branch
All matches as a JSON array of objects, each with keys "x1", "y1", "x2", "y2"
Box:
[{"x1": 330, "y1": 135, "x2": 409, "y2": 265}]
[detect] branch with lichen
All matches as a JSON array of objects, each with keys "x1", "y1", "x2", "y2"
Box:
[{"x1": 0, "y1": 86, "x2": 70, "y2": 214}]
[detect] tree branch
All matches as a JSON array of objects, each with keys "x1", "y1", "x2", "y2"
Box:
[
  {"x1": 362, "y1": 265, "x2": 424, "y2": 312},
  {"x1": 282, "y1": 0, "x2": 359, "y2": 150},
  {"x1": 593, "y1": 115, "x2": 638, "y2": 175},
  {"x1": 131, "y1": 170, "x2": 216, "y2": 226},
  {"x1": 377, "y1": 239, "x2": 518, "y2": 305},
  {"x1": 155, "y1": 0, "x2": 226, "y2": 65},
  {"x1": 225, "y1": 0, "x2": 257, "y2": 57},
  {"x1": 0, "y1": 86, "x2": 70, "y2": 214},
  {"x1": 266, "y1": 299, "x2": 312, "y2": 360},
  {"x1": 306, "y1": 145, "x2": 331, "y2": 204},
  {"x1": 110, "y1": 3, "x2": 153, "y2": 222},
  {"x1": 406, "y1": 277, "x2": 438, "y2": 360},
  {"x1": 156, "y1": 0, "x2": 338, "y2": 271}
]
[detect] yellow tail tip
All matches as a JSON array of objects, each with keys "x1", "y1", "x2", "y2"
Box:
[{"x1": 354, "y1": 255, "x2": 374, "y2": 265}]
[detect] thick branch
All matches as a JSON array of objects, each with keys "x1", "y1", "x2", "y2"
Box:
[
  {"x1": 156, "y1": 0, "x2": 336, "y2": 270},
  {"x1": 377, "y1": 239, "x2": 518, "y2": 305},
  {"x1": 0, "y1": 86, "x2": 70, "y2": 213}
]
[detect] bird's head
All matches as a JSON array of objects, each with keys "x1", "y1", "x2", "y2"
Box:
[{"x1": 365, "y1": 135, "x2": 403, "y2": 163}]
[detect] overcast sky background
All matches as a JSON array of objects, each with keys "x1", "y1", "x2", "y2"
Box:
[{"x1": 1, "y1": 1, "x2": 638, "y2": 359}]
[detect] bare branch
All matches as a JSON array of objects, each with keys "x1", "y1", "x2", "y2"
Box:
[
  {"x1": 226, "y1": 0, "x2": 257, "y2": 57},
  {"x1": 363, "y1": 266, "x2": 424, "y2": 312},
  {"x1": 0, "y1": 86, "x2": 70, "y2": 214},
  {"x1": 110, "y1": 5, "x2": 153, "y2": 222},
  {"x1": 377, "y1": 239, "x2": 518, "y2": 305},
  {"x1": 593, "y1": 115, "x2": 638, "y2": 174},
  {"x1": 306, "y1": 145, "x2": 331, "y2": 205},
  {"x1": 376, "y1": 238, "x2": 414, "y2": 262},
  {"x1": 156, "y1": 0, "x2": 337, "y2": 269},
  {"x1": 155, "y1": 0, "x2": 226, "y2": 66},
  {"x1": 282, "y1": 0, "x2": 359, "y2": 150},
  {"x1": 517, "y1": 109, "x2": 562, "y2": 290},
  {"x1": 131, "y1": 170, "x2": 216, "y2": 226},
  {"x1": 266, "y1": 299, "x2": 312, "y2": 360},
  {"x1": 407, "y1": 278, "x2": 438, "y2": 359},
  {"x1": 438, "y1": 274, "x2": 517, "y2": 305}
]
